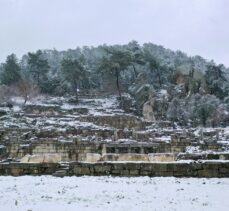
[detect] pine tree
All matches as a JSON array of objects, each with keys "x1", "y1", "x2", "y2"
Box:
[
  {"x1": 27, "y1": 50, "x2": 49, "y2": 86},
  {"x1": 1, "y1": 54, "x2": 21, "y2": 85},
  {"x1": 98, "y1": 48, "x2": 132, "y2": 106},
  {"x1": 61, "y1": 58, "x2": 85, "y2": 102},
  {"x1": 205, "y1": 63, "x2": 229, "y2": 99}
]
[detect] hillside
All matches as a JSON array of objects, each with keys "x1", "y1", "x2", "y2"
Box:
[{"x1": 0, "y1": 41, "x2": 229, "y2": 127}]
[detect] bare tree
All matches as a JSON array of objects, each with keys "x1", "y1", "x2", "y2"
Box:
[{"x1": 15, "y1": 79, "x2": 39, "y2": 104}]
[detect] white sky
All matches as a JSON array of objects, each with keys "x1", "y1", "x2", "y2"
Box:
[{"x1": 0, "y1": 0, "x2": 229, "y2": 66}]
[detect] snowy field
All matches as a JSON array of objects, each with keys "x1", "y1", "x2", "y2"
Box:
[{"x1": 0, "y1": 176, "x2": 229, "y2": 211}]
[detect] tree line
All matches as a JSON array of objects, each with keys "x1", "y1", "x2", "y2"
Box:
[{"x1": 0, "y1": 41, "x2": 228, "y2": 126}]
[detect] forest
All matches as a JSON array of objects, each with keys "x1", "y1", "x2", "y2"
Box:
[{"x1": 0, "y1": 41, "x2": 228, "y2": 127}]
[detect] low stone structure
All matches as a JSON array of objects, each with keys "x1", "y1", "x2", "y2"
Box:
[
  {"x1": 69, "y1": 161, "x2": 229, "y2": 177},
  {"x1": 0, "y1": 163, "x2": 60, "y2": 176},
  {"x1": 20, "y1": 154, "x2": 62, "y2": 163},
  {"x1": 0, "y1": 95, "x2": 228, "y2": 177},
  {"x1": 0, "y1": 161, "x2": 229, "y2": 177}
]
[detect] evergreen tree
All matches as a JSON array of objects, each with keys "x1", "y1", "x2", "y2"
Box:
[
  {"x1": 205, "y1": 63, "x2": 229, "y2": 99},
  {"x1": 127, "y1": 41, "x2": 145, "y2": 78},
  {"x1": 1, "y1": 54, "x2": 21, "y2": 85},
  {"x1": 27, "y1": 50, "x2": 50, "y2": 87},
  {"x1": 98, "y1": 48, "x2": 132, "y2": 106},
  {"x1": 61, "y1": 58, "x2": 85, "y2": 102}
]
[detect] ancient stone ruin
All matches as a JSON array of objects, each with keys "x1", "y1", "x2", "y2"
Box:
[{"x1": 0, "y1": 95, "x2": 229, "y2": 177}]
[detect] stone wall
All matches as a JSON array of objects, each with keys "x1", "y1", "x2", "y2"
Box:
[
  {"x1": 0, "y1": 161, "x2": 229, "y2": 177},
  {"x1": 80, "y1": 115, "x2": 145, "y2": 129},
  {"x1": 0, "y1": 145, "x2": 7, "y2": 159},
  {"x1": 0, "y1": 163, "x2": 60, "y2": 176},
  {"x1": 69, "y1": 161, "x2": 229, "y2": 178},
  {"x1": 2, "y1": 137, "x2": 226, "y2": 162},
  {"x1": 6, "y1": 139, "x2": 102, "y2": 162},
  {"x1": 0, "y1": 126, "x2": 226, "y2": 163}
]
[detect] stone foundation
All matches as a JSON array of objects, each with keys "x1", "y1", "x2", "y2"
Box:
[
  {"x1": 69, "y1": 161, "x2": 229, "y2": 177},
  {"x1": 0, "y1": 161, "x2": 229, "y2": 177},
  {"x1": 0, "y1": 163, "x2": 60, "y2": 176}
]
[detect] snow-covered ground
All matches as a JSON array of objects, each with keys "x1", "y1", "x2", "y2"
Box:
[{"x1": 0, "y1": 176, "x2": 228, "y2": 211}]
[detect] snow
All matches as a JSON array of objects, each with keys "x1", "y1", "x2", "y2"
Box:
[
  {"x1": 12, "y1": 105, "x2": 22, "y2": 112},
  {"x1": 24, "y1": 114, "x2": 114, "y2": 131},
  {"x1": 19, "y1": 144, "x2": 30, "y2": 147},
  {"x1": 186, "y1": 146, "x2": 201, "y2": 153},
  {"x1": 158, "y1": 89, "x2": 169, "y2": 99},
  {"x1": 0, "y1": 176, "x2": 229, "y2": 211},
  {"x1": 159, "y1": 89, "x2": 168, "y2": 95},
  {"x1": 11, "y1": 97, "x2": 25, "y2": 105},
  {"x1": 155, "y1": 136, "x2": 171, "y2": 142},
  {"x1": 60, "y1": 103, "x2": 76, "y2": 110},
  {"x1": 193, "y1": 128, "x2": 201, "y2": 137},
  {"x1": 224, "y1": 127, "x2": 229, "y2": 136},
  {"x1": 59, "y1": 96, "x2": 123, "y2": 116}
]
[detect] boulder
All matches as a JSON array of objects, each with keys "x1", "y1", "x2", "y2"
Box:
[
  {"x1": 142, "y1": 100, "x2": 155, "y2": 121},
  {"x1": 129, "y1": 83, "x2": 155, "y2": 115}
]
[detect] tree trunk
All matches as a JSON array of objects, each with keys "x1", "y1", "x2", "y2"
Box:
[
  {"x1": 75, "y1": 82, "x2": 78, "y2": 103},
  {"x1": 115, "y1": 68, "x2": 123, "y2": 107},
  {"x1": 157, "y1": 70, "x2": 162, "y2": 87},
  {"x1": 24, "y1": 95, "x2": 28, "y2": 105},
  {"x1": 37, "y1": 72, "x2": 40, "y2": 86},
  {"x1": 132, "y1": 64, "x2": 137, "y2": 78}
]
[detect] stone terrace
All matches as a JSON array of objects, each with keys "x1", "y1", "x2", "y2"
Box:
[{"x1": 0, "y1": 95, "x2": 228, "y2": 177}]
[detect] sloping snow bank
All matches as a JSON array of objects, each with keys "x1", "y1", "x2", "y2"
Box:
[{"x1": 0, "y1": 176, "x2": 228, "y2": 211}]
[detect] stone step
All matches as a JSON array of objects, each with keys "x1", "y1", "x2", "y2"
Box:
[
  {"x1": 52, "y1": 170, "x2": 68, "y2": 177},
  {"x1": 59, "y1": 163, "x2": 69, "y2": 168},
  {"x1": 59, "y1": 167, "x2": 69, "y2": 171}
]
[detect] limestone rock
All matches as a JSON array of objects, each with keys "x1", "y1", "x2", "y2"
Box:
[
  {"x1": 101, "y1": 153, "x2": 149, "y2": 162},
  {"x1": 85, "y1": 153, "x2": 101, "y2": 162},
  {"x1": 148, "y1": 153, "x2": 176, "y2": 162},
  {"x1": 20, "y1": 154, "x2": 61, "y2": 163},
  {"x1": 142, "y1": 101, "x2": 155, "y2": 121}
]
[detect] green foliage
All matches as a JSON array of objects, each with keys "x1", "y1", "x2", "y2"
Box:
[
  {"x1": 39, "y1": 78, "x2": 61, "y2": 95},
  {"x1": 98, "y1": 47, "x2": 132, "y2": 102},
  {"x1": 1, "y1": 54, "x2": 21, "y2": 85},
  {"x1": 191, "y1": 94, "x2": 221, "y2": 126},
  {"x1": 127, "y1": 41, "x2": 145, "y2": 77},
  {"x1": 98, "y1": 48, "x2": 132, "y2": 74},
  {"x1": 144, "y1": 51, "x2": 170, "y2": 88},
  {"x1": 61, "y1": 58, "x2": 85, "y2": 98},
  {"x1": 205, "y1": 64, "x2": 229, "y2": 99},
  {"x1": 28, "y1": 50, "x2": 50, "y2": 86},
  {"x1": 1, "y1": 42, "x2": 228, "y2": 127},
  {"x1": 167, "y1": 98, "x2": 187, "y2": 125}
]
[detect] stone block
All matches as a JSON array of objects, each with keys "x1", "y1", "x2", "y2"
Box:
[
  {"x1": 152, "y1": 164, "x2": 167, "y2": 172},
  {"x1": 120, "y1": 170, "x2": 130, "y2": 175},
  {"x1": 198, "y1": 170, "x2": 219, "y2": 178},
  {"x1": 149, "y1": 153, "x2": 176, "y2": 162},
  {"x1": 11, "y1": 168, "x2": 23, "y2": 176},
  {"x1": 74, "y1": 167, "x2": 91, "y2": 175},
  {"x1": 84, "y1": 153, "x2": 101, "y2": 162},
  {"x1": 141, "y1": 164, "x2": 153, "y2": 171},
  {"x1": 20, "y1": 154, "x2": 61, "y2": 163},
  {"x1": 219, "y1": 167, "x2": 229, "y2": 174},
  {"x1": 111, "y1": 169, "x2": 121, "y2": 175},
  {"x1": 129, "y1": 170, "x2": 139, "y2": 175}
]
